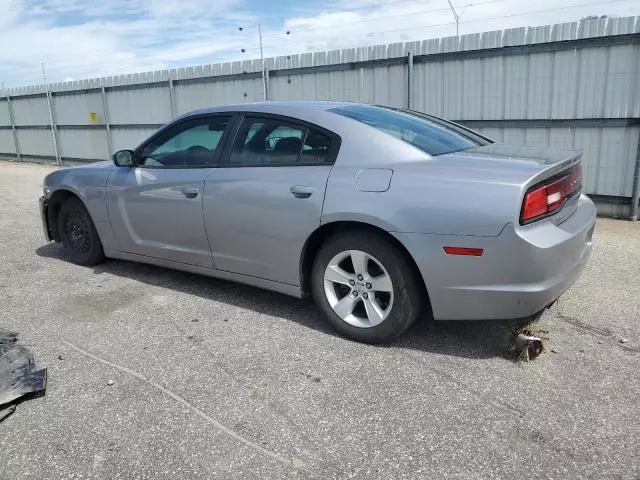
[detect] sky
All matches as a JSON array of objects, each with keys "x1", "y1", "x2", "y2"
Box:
[{"x1": 0, "y1": 0, "x2": 639, "y2": 88}]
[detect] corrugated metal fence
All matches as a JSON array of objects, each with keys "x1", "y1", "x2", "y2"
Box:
[{"x1": 1, "y1": 16, "x2": 639, "y2": 217}]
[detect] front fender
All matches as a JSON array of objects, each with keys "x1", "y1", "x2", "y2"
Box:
[{"x1": 43, "y1": 163, "x2": 117, "y2": 250}]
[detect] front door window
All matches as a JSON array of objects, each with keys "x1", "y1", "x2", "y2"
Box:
[{"x1": 140, "y1": 116, "x2": 232, "y2": 167}]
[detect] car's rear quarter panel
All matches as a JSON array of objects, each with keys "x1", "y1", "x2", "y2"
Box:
[{"x1": 322, "y1": 159, "x2": 524, "y2": 236}]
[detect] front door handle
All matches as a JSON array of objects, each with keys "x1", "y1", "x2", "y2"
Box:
[
  {"x1": 290, "y1": 185, "x2": 313, "y2": 199},
  {"x1": 180, "y1": 187, "x2": 199, "y2": 199}
]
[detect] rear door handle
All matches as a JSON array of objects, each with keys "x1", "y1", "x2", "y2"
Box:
[
  {"x1": 180, "y1": 187, "x2": 199, "y2": 199},
  {"x1": 290, "y1": 185, "x2": 313, "y2": 199}
]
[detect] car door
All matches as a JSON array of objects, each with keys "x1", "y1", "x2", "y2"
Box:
[
  {"x1": 203, "y1": 114, "x2": 340, "y2": 285},
  {"x1": 106, "y1": 115, "x2": 233, "y2": 267}
]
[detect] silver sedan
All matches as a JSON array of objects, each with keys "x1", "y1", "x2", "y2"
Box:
[{"x1": 39, "y1": 102, "x2": 596, "y2": 343}]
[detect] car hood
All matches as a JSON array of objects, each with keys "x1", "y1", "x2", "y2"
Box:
[
  {"x1": 74, "y1": 160, "x2": 113, "y2": 169},
  {"x1": 43, "y1": 161, "x2": 113, "y2": 190}
]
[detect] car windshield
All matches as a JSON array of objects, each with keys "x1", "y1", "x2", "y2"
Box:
[{"x1": 330, "y1": 104, "x2": 492, "y2": 156}]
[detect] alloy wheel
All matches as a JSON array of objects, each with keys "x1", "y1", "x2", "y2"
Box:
[{"x1": 323, "y1": 249, "x2": 394, "y2": 328}]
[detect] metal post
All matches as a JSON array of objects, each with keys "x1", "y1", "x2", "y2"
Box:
[
  {"x1": 407, "y1": 52, "x2": 413, "y2": 110},
  {"x1": 630, "y1": 135, "x2": 640, "y2": 221},
  {"x1": 42, "y1": 63, "x2": 60, "y2": 165},
  {"x1": 45, "y1": 90, "x2": 60, "y2": 165},
  {"x1": 168, "y1": 78, "x2": 176, "y2": 118},
  {"x1": 258, "y1": 23, "x2": 268, "y2": 101},
  {"x1": 6, "y1": 96, "x2": 21, "y2": 160},
  {"x1": 101, "y1": 86, "x2": 113, "y2": 159}
]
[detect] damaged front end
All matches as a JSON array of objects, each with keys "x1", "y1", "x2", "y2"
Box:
[{"x1": 39, "y1": 196, "x2": 53, "y2": 241}]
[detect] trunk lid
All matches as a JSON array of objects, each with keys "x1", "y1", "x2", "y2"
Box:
[
  {"x1": 448, "y1": 143, "x2": 578, "y2": 166},
  {"x1": 438, "y1": 143, "x2": 579, "y2": 171}
]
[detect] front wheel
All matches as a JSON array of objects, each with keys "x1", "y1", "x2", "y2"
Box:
[
  {"x1": 57, "y1": 197, "x2": 105, "y2": 266},
  {"x1": 311, "y1": 231, "x2": 422, "y2": 343}
]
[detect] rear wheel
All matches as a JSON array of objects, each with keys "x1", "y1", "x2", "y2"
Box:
[
  {"x1": 57, "y1": 197, "x2": 105, "y2": 266},
  {"x1": 311, "y1": 231, "x2": 422, "y2": 343}
]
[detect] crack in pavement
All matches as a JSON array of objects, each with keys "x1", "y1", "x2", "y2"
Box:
[{"x1": 60, "y1": 339, "x2": 313, "y2": 475}]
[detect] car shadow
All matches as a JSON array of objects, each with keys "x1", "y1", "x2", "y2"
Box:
[{"x1": 36, "y1": 243, "x2": 529, "y2": 360}]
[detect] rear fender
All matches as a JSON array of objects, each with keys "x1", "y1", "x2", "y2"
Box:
[{"x1": 322, "y1": 165, "x2": 512, "y2": 237}]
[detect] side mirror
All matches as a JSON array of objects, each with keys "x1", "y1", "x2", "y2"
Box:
[{"x1": 113, "y1": 150, "x2": 135, "y2": 167}]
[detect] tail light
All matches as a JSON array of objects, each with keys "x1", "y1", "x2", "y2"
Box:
[{"x1": 521, "y1": 160, "x2": 582, "y2": 224}]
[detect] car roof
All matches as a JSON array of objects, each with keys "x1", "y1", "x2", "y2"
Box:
[
  {"x1": 148, "y1": 101, "x2": 434, "y2": 168},
  {"x1": 184, "y1": 100, "x2": 359, "y2": 117}
]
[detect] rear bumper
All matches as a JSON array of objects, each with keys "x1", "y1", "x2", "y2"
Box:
[
  {"x1": 395, "y1": 194, "x2": 596, "y2": 320},
  {"x1": 39, "y1": 197, "x2": 52, "y2": 241}
]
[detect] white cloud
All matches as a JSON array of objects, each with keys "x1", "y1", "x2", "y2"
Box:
[
  {"x1": 0, "y1": 0, "x2": 252, "y2": 84},
  {"x1": 265, "y1": 0, "x2": 639, "y2": 55},
  {"x1": 0, "y1": 0, "x2": 638, "y2": 87}
]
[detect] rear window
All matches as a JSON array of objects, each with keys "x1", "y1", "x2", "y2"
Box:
[{"x1": 329, "y1": 104, "x2": 491, "y2": 156}]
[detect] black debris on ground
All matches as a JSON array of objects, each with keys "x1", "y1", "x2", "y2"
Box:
[
  {"x1": 0, "y1": 329, "x2": 47, "y2": 421},
  {"x1": 0, "y1": 404, "x2": 16, "y2": 422}
]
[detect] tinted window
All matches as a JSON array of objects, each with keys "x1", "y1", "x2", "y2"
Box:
[
  {"x1": 140, "y1": 116, "x2": 231, "y2": 167},
  {"x1": 245, "y1": 122, "x2": 263, "y2": 144},
  {"x1": 300, "y1": 129, "x2": 333, "y2": 164},
  {"x1": 330, "y1": 105, "x2": 491, "y2": 156},
  {"x1": 266, "y1": 125, "x2": 304, "y2": 151},
  {"x1": 229, "y1": 117, "x2": 307, "y2": 166}
]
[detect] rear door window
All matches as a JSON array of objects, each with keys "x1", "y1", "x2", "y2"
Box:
[
  {"x1": 228, "y1": 117, "x2": 305, "y2": 166},
  {"x1": 300, "y1": 129, "x2": 333, "y2": 164},
  {"x1": 226, "y1": 116, "x2": 337, "y2": 166}
]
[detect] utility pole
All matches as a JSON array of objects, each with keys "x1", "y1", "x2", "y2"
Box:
[
  {"x1": 240, "y1": 24, "x2": 290, "y2": 101},
  {"x1": 447, "y1": 0, "x2": 460, "y2": 44},
  {"x1": 258, "y1": 23, "x2": 267, "y2": 101}
]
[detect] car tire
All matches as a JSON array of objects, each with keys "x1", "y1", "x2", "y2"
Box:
[
  {"x1": 57, "y1": 197, "x2": 105, "y2": 266},
  {"x1": 311, "y1": 231, "x2": 422, "y2": 343}
]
